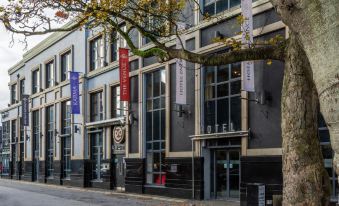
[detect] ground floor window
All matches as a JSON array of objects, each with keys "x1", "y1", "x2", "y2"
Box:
[
  {"x1": 203, "y1": 64, "x2": 241, "y2": 134},
  {"x1": 62, "y1": 136, "x2": 71, "y2": 179},
  {"x1": 145, "y1": 68, "x2": 166, "y2": 185},
  {"x1": 2, "y1": 154, "x2": 10, "y2": 175},
  {"x1": 46, "y1": 106, "x2": 54, "y2": 178},
  {"x1": 91, "y1": 132, "x2": 103, "y2": 180}
]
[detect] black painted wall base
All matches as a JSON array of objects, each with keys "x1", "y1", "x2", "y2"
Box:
[
  {"x1": 240, "y1": 155, "x2": 282, "y2": 206},
  {"x1": 22, "y1": 161, "x2": 33, "y2": 182},
  {"x1": 125, "y1": 157, "x2": 204, "y2": 200}
]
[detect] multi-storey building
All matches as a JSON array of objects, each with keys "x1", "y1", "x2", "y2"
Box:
[{"x1": 0, "y1": 0, "x2": 337, "y2": 204}]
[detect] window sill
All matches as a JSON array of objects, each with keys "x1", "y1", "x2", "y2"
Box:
[{"x1": 144, "y1": 184, "x2": 166, "y2": 188}]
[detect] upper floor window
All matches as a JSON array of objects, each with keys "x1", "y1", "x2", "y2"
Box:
[
  {"x1": 203, "y1": 63, "x2": 241, "y2": 134},
  {"x1": 61, "y1": 101, "x2": 71, "y2": 135},
  {"x1": 203, "y1": 0, "x2": 240, "y2": 16},
  {"x1": 45, "y1": 60, "x2": 55, "y2": 88},
  {"x1": 110, "y1": 32, "x2": 118, "y2": 62},
  {"x1": 11, "y1": 84, "x2": 17, "y2": 104},
  {"x1": 19, "y1": 79, "x2": 25, "y2": 100},
  {"x1": 61, "y1": 51, "x2": 72, "y2": 82},
  {"x1": 111, "y1": 86, "x2": 122, "y2": 118},
  {"x1": 90, "y1": 91, "x2": 103, "y2": 122},
  {"x1": 32, "y1": 69, "x2": 40, "y2": 94},
  {"x1": 89, "y1": 36, "x2": 104, "y2": 71}
]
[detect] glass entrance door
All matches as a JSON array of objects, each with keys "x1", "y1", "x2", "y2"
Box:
[
  {"x1": 91, "y1": 132, "x2": 103, "y2": 181},
  {"x1": 213, "y1": 150, "x2": 240, "y2": 199}
]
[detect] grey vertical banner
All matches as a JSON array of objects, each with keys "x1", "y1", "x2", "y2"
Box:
[
  {"x1": 22, "y1": 94, "x2": 29, "y2": 126},
  {"x1": 175, "y1": 22, "x2": 187, "y2": 105}
]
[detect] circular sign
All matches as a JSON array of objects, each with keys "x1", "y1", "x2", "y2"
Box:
[{"x1": 113, "y1": 126, "x2": 125, "y2": 144}]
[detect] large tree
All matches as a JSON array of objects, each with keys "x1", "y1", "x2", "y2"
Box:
[{"x1": 0, "y1": 0, "x2": 337, "y2": 205}]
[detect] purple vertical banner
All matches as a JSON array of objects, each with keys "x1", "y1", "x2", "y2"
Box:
[{"x1": 70, "y1": 72, "x2": 80, "y2": 114}]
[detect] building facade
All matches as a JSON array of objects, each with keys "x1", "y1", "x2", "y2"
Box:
[{"x1": 0, "y1": 0, "x2": 337, "y2": 204}]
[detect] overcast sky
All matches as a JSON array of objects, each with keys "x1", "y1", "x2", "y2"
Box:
[{"x1": 0, "y1": 24, "x2": 49, "y2": 109}]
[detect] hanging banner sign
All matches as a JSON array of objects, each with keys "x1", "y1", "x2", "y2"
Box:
[
  {"x1": 70, "y1": 72, "x2": 80, "y2": 114},
  {"x1": 241, "y1": 0, "x2": 253, "y2": 45},
  {"x1": 175, "y1": 22, "x2": 187, "y2": 105},
  {"x1": 22, "y1": 94, "x2": 29, "y2": 126},
  {"x1": 119, "y1": 48, "x2": 130, "y2": 102},
  {"x1": 242, "y1": 61, "x2": 255, "y2": 92},
  {"x1": 241, "y1": 0, "x2": 255, "y2": 92}
]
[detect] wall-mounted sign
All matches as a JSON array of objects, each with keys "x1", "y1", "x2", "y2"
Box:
[
  {"x1": 175, "y1": 22, "x2": 187, "y2": 105},
  {"x1": 22, "y1": 94, "x2": 29, "y2": 126},
  {"x1": 113, "y1": 126, "x2": 125, "y2": 144},
  {"x1": 70, "y1": 72, "x2": 80, "y2": 114},
  {"x1": 119, "y1": 48, "x2": 130, "y2": 102},
  {"x1": 258, "y1": 185, "x2": 265, "y2": 206}
]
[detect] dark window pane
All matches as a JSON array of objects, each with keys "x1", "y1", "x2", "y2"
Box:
[
  {"x1": 217, "y1": 98, "x2": 229, "y2": 132},
  {"x1": 230, "y1": 0, "x2": 241, "y2": 8},
  {"x1": 230, "y1": 97, "x2": 241, "y2": 131},
  {"x1": 319, "y1": 129, "x2": 330, "y2": 142},
  {"x1": 230, "y1": 81, "x2": 241, "y2": 95},
  {"x1": 231, "y1": 62, "x2": 241, "y2": 79},
  {"x1": 205, "y1": 85, "x2": 216, "y2": 100},
  {"x1": 204, "y1": 101, "x2": 215, "y2": 133},
  {"x1": 153, "y1": 111, "x2": 160, "y2": 140},
  {"x1": 205, "y1": 66, "x2": 215, "y2": 84},
  {"x1": 217, "y1": 65, "x2": 229, "y2": 82},
  {"x1": 216, "y1": 0, "x2": 228, "y2": 13},
  {"x1": 217, "y1": 83, "x2": 229, "y2": 97},
  {"x1": 204, "y1": 3, "x2": 215, "y2": 15},
  {"x1": 153, "y1": 71, "x2": 160, "y2": 97}
]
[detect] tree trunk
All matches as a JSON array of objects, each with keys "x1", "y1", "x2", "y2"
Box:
[
  {"x1": 271, "y1": 0, "x2": 339, "y2": 186},
  {"x1": 281, "y1": 32, "x2": 331, "y2": 205}
]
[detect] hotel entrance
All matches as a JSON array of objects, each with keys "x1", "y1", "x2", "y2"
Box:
[{"x1": 211, "y1": 149, "x2": 240, "y2": 199}]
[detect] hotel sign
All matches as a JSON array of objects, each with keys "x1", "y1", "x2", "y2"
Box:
[
  {"x1": 119, "y1": 48, "x2": 130, "y2": 102},
  {"x1": 22, "y1": 94, "x2": 29, "y2": 126}
]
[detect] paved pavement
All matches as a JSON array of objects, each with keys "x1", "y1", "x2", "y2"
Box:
[{"x1": 0, "y1": 179, "x2": 239, "y2": 206}]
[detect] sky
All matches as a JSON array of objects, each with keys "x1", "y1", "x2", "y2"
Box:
[{"x1": 0, "y1": 24, "x2": 48, "y2": 110}]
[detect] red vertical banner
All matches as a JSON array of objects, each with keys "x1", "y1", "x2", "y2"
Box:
[{"x1": 119, "y1": 48, "x2": 130, "y2": 101}]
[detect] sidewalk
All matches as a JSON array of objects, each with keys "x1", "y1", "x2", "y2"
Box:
[{"x1": 0, "y1": 178, "x2": 240, "y2": 206}]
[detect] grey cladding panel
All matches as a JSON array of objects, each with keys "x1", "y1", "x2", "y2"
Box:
[{"x1": 170, "y1": 62, "x2": 195, "y2": 152}]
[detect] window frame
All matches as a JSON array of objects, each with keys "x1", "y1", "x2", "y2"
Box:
[
  {"x1": 60, "y1": 50, "x2": 72, "y2": 82},
  {"x1": 45, "y1": 60, "x2": 55, "y2": 89},
  {"x1": 90, "y1": 91, "x2": 104, "y2": 122},
  {"x1": 11, "y1": 83, "x2": 17, "y2": 104},
  {"x1": 202, "y1": 64, "x2": 242, "y2": 134},
  {"x1": 89, "y1": 35, "x2": 105, "y2": 71},
  {"x1": 46, "y1": 105, "x2": 54, "y2": 178},
  {"x1": 144, "y1": 68, "x2": 167, "y2": 186},
  {"x1": 32, "y1": 68, "x2": 40, "y2": 95}
]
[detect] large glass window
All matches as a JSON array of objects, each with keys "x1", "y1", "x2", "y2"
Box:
[
  {"x1": 61, "y1": 101, "x2": 71, "y2": 179},
  {"x1": 61, "y1": 51, "x2": 72, "y2": 81},
  {"x1": 32, "y1": 69, "x2": 40, "y2": 94},
  {"x1": 145, "y1": 68, "x2": 166, "y2": 185},
  {"x1": 89, "y1": 36, "x2": 104, "y2": 71},
  {"x1": 46, "y1": 106, "x2": 54, "y2": 178},
  {"x1": 90, "y1": 91, "x2": 103, "y2": 122},
  {"x1": 319, "y1": 114, "x2": 338, "y2": 200},
  {"x1": 2, "y1": 121, "x2": 10, "y2": 175},
  {"x1": 203, "y1": 63, "x2": 241, "y2": 134},
  {"x1": 11, "y1": 84, "x2": 17, "y2": 104},
  {"x1": 19, "y1": 79, "x2": 25, "y2": 100},
  {"x1": 45, "y1": 61, "x2": 54, "y2": 88},
  {"x1": 203, "y1": 0, "x2": 240, "y2": 15},
  {"x1": 111, "y1": 86, "x2": 122, "y2": 118}
]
